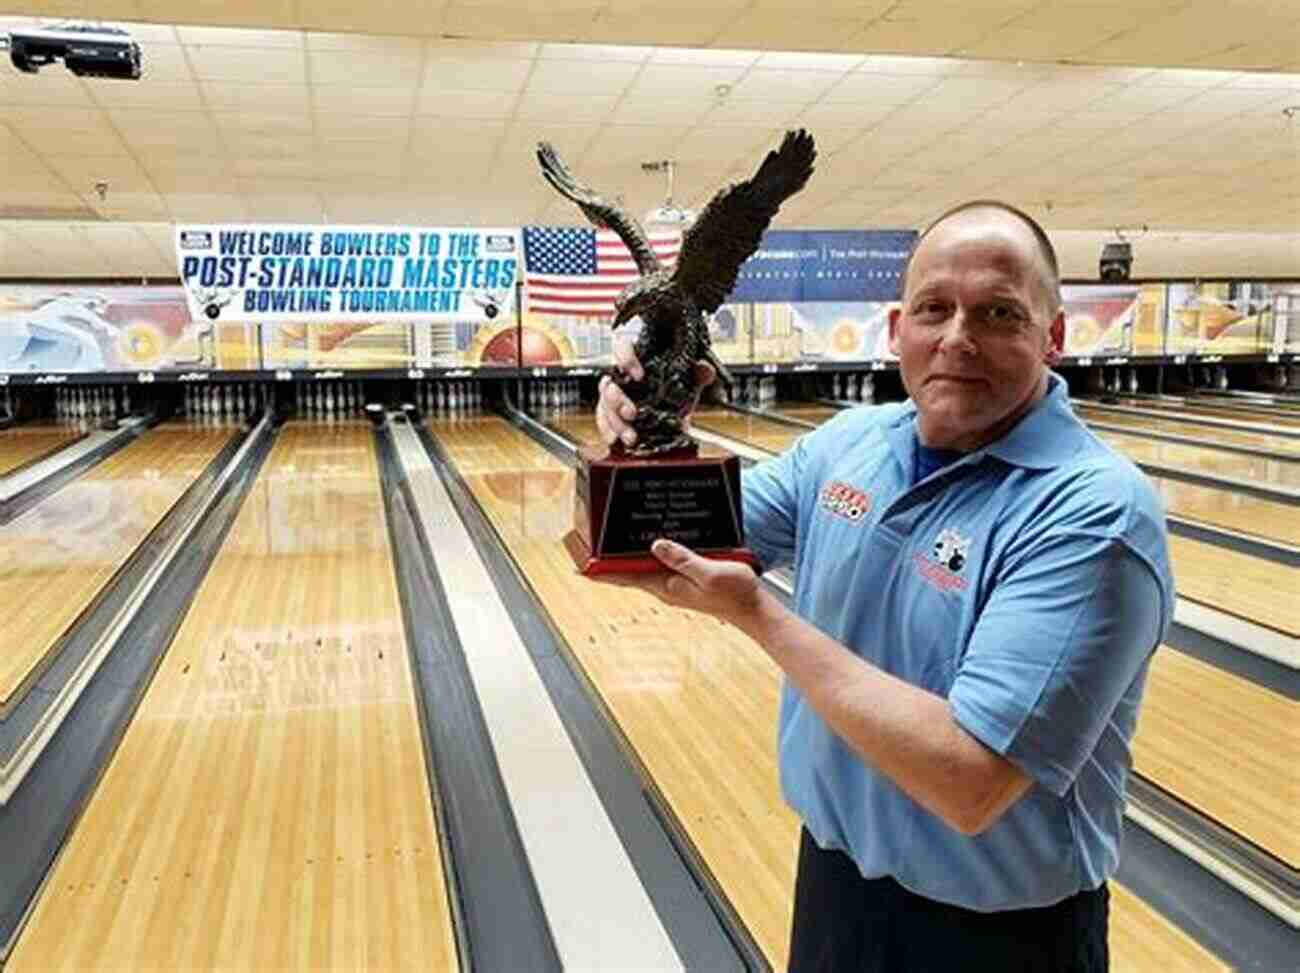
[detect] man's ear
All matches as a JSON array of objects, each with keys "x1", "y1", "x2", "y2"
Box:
[
  {"x1": 1044, "y1": 309, "x2": 1065, "y2": 365},
  {"x1": 888, "y1": 305, "x2": 902, "y2": 356}
]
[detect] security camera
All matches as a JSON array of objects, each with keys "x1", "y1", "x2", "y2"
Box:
[
  {"x1": 1099, "y1": 241, "x2": 1132, "y2": 282},
  {"x1": 7, "y1": 23, "x2": 141, "y2": 80}
]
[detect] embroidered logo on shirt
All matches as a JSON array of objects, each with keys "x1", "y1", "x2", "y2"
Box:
[
  {"x1": 914, "y1": 527, "x2": 971, "y2": 592},
  {"x1": 818, "y1": 480, "x2": 872, "y2": 523},
  {"x1": 933, "y1": 527, "x2": 970, "y2": 573}
]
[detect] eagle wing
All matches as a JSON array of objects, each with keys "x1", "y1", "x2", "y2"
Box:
[
  {"x1": 672, "y1": 129, "x2": 816, "y2": 314},
  {"x1": 536, "y1": 142, "x2": 661, "y2": 276}
]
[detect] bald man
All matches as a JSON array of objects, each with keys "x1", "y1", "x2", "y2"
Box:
[{"x1": 597, "y1": 201, "x2": 1174, "y2": 971}]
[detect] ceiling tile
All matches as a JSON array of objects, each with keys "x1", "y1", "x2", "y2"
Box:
[
  {"x1": 131, "y1": 42, "x2": 194, "y2": 82},
  {"x1": 631, "y1": 64, "x2": 753, "y2": 98},
  {"x1": 611, "y1": 96, "x2": 714, "y2": 125},
  {"x1": 514, "y1": 92, "x2": 621, "y2": 122},
  {"x1": 414, "y1": 87, "x2": 519, "y2": 117},
  {"x1": 526, "y1": 58, "x2": 642, "y2": 94},
  {"x1": 156, "y1": 3, "x2": 299, "y2": 35},
  {"x1": 703, "y1": 99, "x2": 804, "y2": 127},
  {"x1": 202, "y1": 82, "x2": 310, "y2": 113},
  {"x1": 307, "y1": 49, "x2": 425, "y2": 87},
  {"x1": 315, "y1": 113, "x2": 415, "y2": 139},
  {"x1": 583, "y1": 12, "x2": 732, "y2": 47},
  {"x1": 186, "y1": 45, "x2": 306, "y2": 84},
  {"x1": 211, "y1": 111, "x2": 313, "y2": 138},
  {"x1": 538, "y1": 42, "x2": 653, "y2": 62},
  {"x1": 88, "y1": 80, "x2": 204, "y2": 111},
  {"x1": 299, "y1": 0, "x2": 442, "y2": 36},
  {"x1": 721, "y1": 14, "x2": 874, "y2": 53},
  {"x1": 42, "y1": 154, "x2": 155, "y2": 193},
  {"x1": 821, "y1": 71, "x2": 944, "y2": 103},
  {"x1": 422, "y1": 56, "x2": 534, "y2": 92},
  {"x1": 0, "y1": 72, "x2": 96, "y2": 108},
  {"x1": 313, "y1": 86, "x2": 415, "y2": 116}
]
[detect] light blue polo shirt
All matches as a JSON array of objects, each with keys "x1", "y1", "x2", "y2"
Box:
[{"x1": 742, "y1": 374, "x2": 1174, "y2": 912}]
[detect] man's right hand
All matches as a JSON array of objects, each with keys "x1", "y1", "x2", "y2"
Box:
[{"x1": 595, "y1": 337, "x2": 716, "y2": 448}]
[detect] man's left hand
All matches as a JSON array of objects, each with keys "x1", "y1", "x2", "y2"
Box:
[{"x1": 650, "y1": 538, "x2": 766, "y2": 631}]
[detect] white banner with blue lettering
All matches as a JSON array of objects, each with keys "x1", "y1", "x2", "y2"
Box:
[
  {"x1": 730, "y1": 230, "x2": 917, "y2": 303},
  {"x1": 174, "y1": 225, "x2": 520, "y2": 323}
]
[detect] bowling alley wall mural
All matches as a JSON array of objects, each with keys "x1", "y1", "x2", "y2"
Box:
[
  {"x1": 0, "y1": 285, "x2": 218, "y2": 373},
  {"x1": 1165, "y1": 281, "x2": 1293, "y2": 356}
]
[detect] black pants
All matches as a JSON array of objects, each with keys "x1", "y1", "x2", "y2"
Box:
[{"x1": 788, "y1": 828, "x2": 1109, "y2": 972}]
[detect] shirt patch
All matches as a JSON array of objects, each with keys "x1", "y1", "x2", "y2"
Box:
[
  {"x1": 818, "y1": 480, "x2": 872, "y2": 524},
  {"x1": 914, "y1": 527, "x2": 971, "y2": 592}
]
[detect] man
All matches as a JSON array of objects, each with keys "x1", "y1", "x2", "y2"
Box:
[{"x1": 595, "y1": 201, "x2": 1173, "y2": 971}]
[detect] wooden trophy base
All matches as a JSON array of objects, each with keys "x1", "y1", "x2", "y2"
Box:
[{"x1": 570, "y1": 443, "x2": 758, "y2": 577}]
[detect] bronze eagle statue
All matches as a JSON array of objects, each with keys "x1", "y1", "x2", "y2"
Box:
[{"x1": 536, "y1": 129, "x2": 816, "y2": 456}]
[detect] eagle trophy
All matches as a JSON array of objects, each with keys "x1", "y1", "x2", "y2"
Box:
[{"x1": 536, "y1": 129, "x2": 816, "y2": 456}]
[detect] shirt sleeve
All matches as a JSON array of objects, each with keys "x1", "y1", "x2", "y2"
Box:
[
  {"x1": 741, "y1": 440, "x2": 807, "y2": 572},
  {"x1": 948, "y1": 530, "x2": 1167, "y2": 797}
]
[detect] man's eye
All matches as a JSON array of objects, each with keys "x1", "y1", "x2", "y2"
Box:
[
  {"x1": 915, "y1": 301, "x2": 946, "y2": 316},
  {"x1": 985, "y1": 305, "x2": 1021, "y2": 325}
]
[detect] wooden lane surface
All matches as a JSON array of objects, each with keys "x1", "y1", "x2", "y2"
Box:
[
  {"x1": 773, "y1": 405, "x2": 841, "y2": 425},
  {"x1": 1170, "y1": 535, "x2": 1299, "y2": 636},
  {"x1": 1135, "y1": 649, "x2": 1298, "y2": 867},
  {"x1": 0, "y1": 424, "x2": 233, "y2": 711},
  {"x1": 431, "y1": 414, "x2": 1221, "y2": 972},
  {"x1": 1075, "y1": 405, "x2": 1300, "y2": 458},
  {"x1": 1104, "y1": 396, "x2": 1300, "y2": 430},
  {"x1": 1094, "y1": 429, "x2": 1300, "y2": 488},
  {"x1": 436, "y1": 414, "x2": 798, "y2": 963},
  {"x1": 9, "y1": 422, "x2": 458, "y2": 973},
  {"x1": 1108, "y1": 884, "x2": 1228, "y2": 973},
  {"x1": 0, "y1": 423, "x2": 84, "y2": 477},
  {"x1": 693, "y1": 408, "x2": 806, "y2": 454},
  {"x1": 1147, "y1": 476, "x2": 1300, "y2": 545}
]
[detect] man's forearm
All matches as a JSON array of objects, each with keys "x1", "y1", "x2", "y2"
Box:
[{"x1": 736, "y1": 588, "x2": 1029, "y2": 835}]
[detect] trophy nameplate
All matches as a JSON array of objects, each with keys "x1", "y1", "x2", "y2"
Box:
[{"x1": 570, "y1": 444, "x2": 758, "y2": 576}]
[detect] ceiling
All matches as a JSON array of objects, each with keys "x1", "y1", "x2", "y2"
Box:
[{"x1": 0, "y1": 0, "x2": 1296, "y2": 279}]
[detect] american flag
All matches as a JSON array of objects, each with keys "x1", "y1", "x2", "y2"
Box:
[{"x1": 523, "y1": 226, "x2": 680, "y2": 317}]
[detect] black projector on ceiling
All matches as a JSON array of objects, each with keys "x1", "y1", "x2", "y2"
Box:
[
  {"x1": 1099, "y1": 241, "x2": 1133, "y2": 282},
  {"x1": 8, "y1": 23, "x2": 141, "y2": 80}
]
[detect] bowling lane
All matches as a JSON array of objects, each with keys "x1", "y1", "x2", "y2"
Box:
[
  {"x1": 0, "y1": 423, "x2": 84, "y2": 477},
  {"x1": 693, "y1": 408, "x2": 808, "y2": 454},
  {"x1": 1169, "y1": 535, "x2": 1298, "y2": 636},
  {"x1": 429, "y1": 414, "x2": 1223, "y2": 972},
  {"x1": 1146, "y1": 478, "x2": 1299, "y2": 545},
  {"x1": 1135, "y1": 650, "x2": 1297, "y2": 867},
  {"x1": 773, "y1": 404, "x2": 841, "y2": 425},
  {"x1": 1074, "y1": 405, "x2": 1300, "y2": 459},
  {"x1": 548, "y1": 410, "x2": 602, "y2": 448},
  {"x1": 1099, "y1": 396, "x2": 1300, "y2": 431},
  {"x1": 0, "y1": 423, "x2": 234, "y2": 712},
  {"x1": 9, "y1": 422, "x2": 457, "y2": 972},
  {"x1": 1092, "y1": 430, "x2": 1300, "y2": 488},
  {"x1": 433, "y1": 414, "x2": 798, "y2": 964}
]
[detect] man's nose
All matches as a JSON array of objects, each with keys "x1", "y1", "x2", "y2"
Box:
[{"x1": 936, "y1": 308, "x2": 978, "y2": 354}]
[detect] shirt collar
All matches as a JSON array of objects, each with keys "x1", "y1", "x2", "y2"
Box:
[{"x1": 885, "y1": 372, "x2": 1083, "y2": 473}]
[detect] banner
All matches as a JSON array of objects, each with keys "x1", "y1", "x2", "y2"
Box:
[
  {"x1": 175, "y1": 225, "x2": 520, "y2": 324},
  {"x1": 730, "y1": 230, "x2": 916, "y2": 304},
  {"x1": 0, "y1": 285, "x2": 217, "y2": 373}
]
